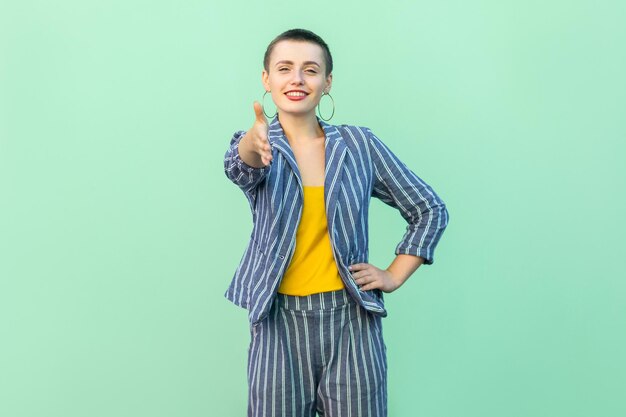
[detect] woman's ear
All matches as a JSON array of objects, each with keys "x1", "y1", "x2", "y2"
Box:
[
  {"x1": 325, "y1": 73, "x2": 333, "y2": 92},
  {"x1": 261, "y1": 70, "x2": 270, "y2": 91}
]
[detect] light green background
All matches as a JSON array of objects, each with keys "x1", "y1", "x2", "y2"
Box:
[{"x1": 1, "y1": 1, "x2": 625, "y2": 416}]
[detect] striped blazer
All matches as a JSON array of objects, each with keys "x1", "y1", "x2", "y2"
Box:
[{"x1": 224, "y1": 115, "x2": 449, "y2": 326}]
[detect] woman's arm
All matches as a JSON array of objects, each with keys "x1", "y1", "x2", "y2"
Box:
[
  {"x1": 365, "y1": 127, "x2": 449, "y2": 265},
  {"x1": 347, "y1": 127, "x2": 449, "y2": 293},
  {"x1": 224, "y1": 130, "x2": 269, "y2": 192}
]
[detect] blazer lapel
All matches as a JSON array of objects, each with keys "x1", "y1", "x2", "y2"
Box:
[
  {"x1": 319, "y1": 118, "x2": 347, "y2": 228},
  {"x1": 267, "y1": 115, "x2": 303, "y2": 192}
]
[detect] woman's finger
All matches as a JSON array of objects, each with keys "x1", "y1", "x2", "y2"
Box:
[
  {"x1": 357, "y1": 271, "x2": 375, "y2": 283},
  {"x1": 360, "y1": 280, "x2": 379, "y2": 291}
]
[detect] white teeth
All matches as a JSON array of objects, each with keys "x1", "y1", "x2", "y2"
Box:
[{"x1": 286, "y1": 92, "x2": 306, "y2": 97}]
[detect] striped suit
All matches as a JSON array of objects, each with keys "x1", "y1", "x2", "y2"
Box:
[
  {"x1": 224, "y1": 115, "x2": 449, "y2": 416},
  {"x1": 223, "y1": 115, "x2": 449, "y2": 327}
]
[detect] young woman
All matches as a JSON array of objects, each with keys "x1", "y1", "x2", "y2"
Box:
[{"x1": 224, "y1": 28, "x2": 449, "y2": 417}]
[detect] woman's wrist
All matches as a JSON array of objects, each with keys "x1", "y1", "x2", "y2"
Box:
[{"x1": 385, "y1": 254, "x2": 426, "y2": 289}]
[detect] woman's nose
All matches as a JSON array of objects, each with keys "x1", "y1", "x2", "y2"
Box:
[{"x1": 290, "y1": 70, "x2": 304, "y2": 84}]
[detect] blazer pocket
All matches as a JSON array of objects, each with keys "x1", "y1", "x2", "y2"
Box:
[
  {"x1": 252, "y1": 237, "x2": 267, "y2": 257},
  {"x1": 249, "y1": 237, "x2": 268, "y2": 281}
]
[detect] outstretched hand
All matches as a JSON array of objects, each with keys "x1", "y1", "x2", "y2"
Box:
[{"x1": 250, "y1": 101, "x2": 273, "y2": 166}]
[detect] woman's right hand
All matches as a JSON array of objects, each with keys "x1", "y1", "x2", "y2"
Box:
[{"x1": 238, "y1": 101, "x2": 273, "y2": 167}]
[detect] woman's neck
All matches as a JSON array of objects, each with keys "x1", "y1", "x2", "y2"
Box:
[{"x1": 277, "y1": 111, "x2": 325, "y2": 144}]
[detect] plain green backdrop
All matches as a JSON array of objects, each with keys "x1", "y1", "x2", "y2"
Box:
[{"x1": 1, "y1": 1, "x2": 625, "y2": 416}]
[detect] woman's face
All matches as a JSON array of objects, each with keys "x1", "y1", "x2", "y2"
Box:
[{"x1": 262, "y1": 40, "x2": 332, "y2": 119}]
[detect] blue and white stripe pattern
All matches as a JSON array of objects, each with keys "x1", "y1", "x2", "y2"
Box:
[
  {"x1": 224, "y1": 115, "x2": 449, "y2": 326},
  {"x1": 248, "y1": 289, "x2": 387, "y2": 417}
]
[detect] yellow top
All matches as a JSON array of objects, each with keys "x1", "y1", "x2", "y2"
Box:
[{"x1": 277, "y1": 186, "x2": 345, "y2": 296}]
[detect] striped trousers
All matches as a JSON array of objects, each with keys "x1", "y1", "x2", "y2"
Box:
[{"x1": 247, "y1": 288, "x2": 388, "y2": 417}]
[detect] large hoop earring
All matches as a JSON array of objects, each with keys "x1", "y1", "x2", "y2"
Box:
[
  {"x1": 262, "y1": 91, "x2": 277, "y2": 119},
  {"x1": 317, "y1": 91, "x2": 335, "y2": 121}
]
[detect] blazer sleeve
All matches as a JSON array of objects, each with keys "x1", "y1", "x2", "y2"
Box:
[
  {"x1": 223, "y1": 130, "x2": 270, "y2": 193},
  {"x1": 365, "y1": 127, "x2": 449, "y2": 265}
]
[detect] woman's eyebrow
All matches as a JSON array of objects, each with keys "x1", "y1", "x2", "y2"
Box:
[{"x1": 275, "y1": 60, "x2": 320, "y2": 67}]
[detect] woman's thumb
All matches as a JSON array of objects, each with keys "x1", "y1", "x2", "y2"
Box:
[{"x1": 253, "y1": 101, "x2": 267, "y2": 124}]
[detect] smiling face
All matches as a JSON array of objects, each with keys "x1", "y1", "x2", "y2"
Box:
[{"x1": 262, "y1": 40, "x2": 332, "y2": 119}]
